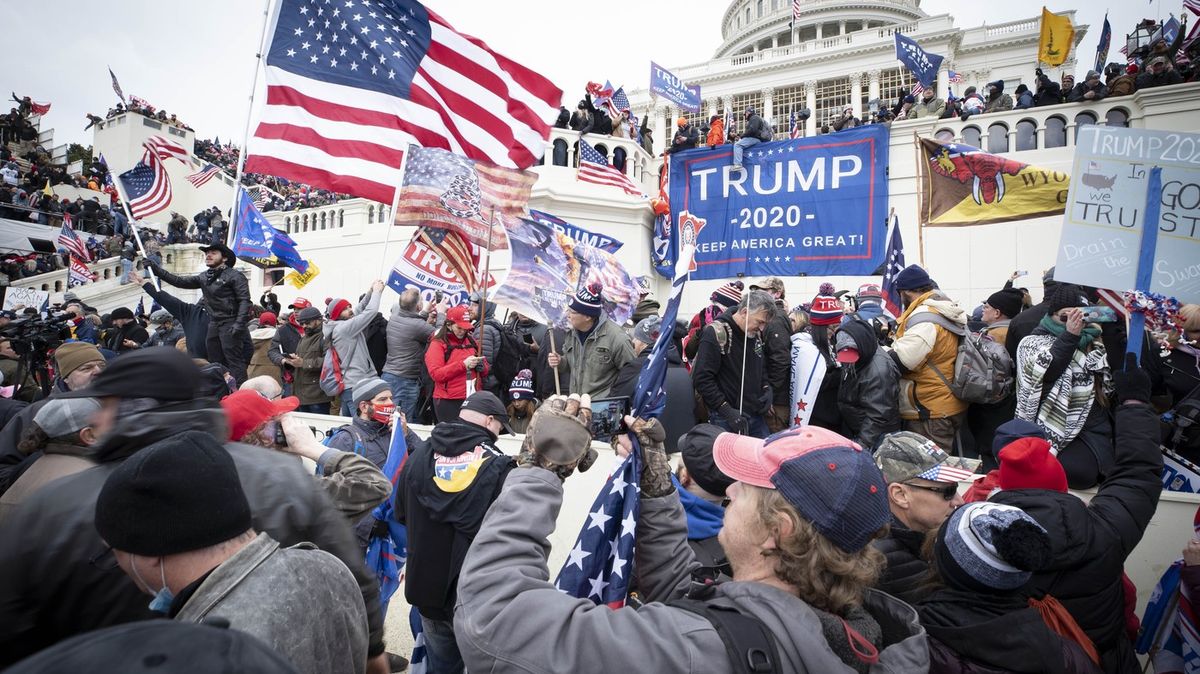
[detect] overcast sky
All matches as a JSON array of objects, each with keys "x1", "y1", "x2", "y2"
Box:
[{"x1": 9, "y1": 0, "x2": 1159, "y2": 157}]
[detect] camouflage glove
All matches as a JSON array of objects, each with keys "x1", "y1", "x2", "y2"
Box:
[
  {"x1": 517, "y1": 395, "x2": 598, "y2": 481},
  {"x1": 619, "y1": 418, "x2": 672, "y2": 498}
]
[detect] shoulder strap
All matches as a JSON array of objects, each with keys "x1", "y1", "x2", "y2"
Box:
[
  {"x1": 327, "y1": 424, "x2": 366, "y2": 456},
  {"x1": 671, "y1": 599, "x2": 780, "y2": 674},
  {"x1": 905, "y1": 311, "x2": 966, "y2": 337},
  {"x1": 711, "y1": 321, "x2": 732, "y2": 355}
]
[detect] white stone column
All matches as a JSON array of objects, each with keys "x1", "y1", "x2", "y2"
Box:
[
  {"x1": 937, "y1": 63, "x2": 950, "y2": 100},
  {"x1": 868, "y1": 69, "x2": 881, "y2": 106},
  {"x1": 849, "y1": 74, "x2": 863, "y2": 119},
  {"x1": 816, "y1": 23, "x2": 823, "y2": 39},
  {"x1": 772, "y1": 34, "x2": 779, "y2": 48},
  {"x1": 839, "y1": 20, "x2": 846, "y2": 36},
  {"x1": 721, "y1": 96, "x2": 733, "y2": 136},
  {"x1": 804, "y1": 80, "x2": 817, "y2": 135},
  {"x1": 762, "y1": 87, "x2": 775, "y2": 132},
  {"x1": 652, "y1": 105, "x2": 666, "y2": 158}
]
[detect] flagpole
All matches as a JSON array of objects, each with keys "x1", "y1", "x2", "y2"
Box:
[
  {"x1": 474, "y1": 208, "x2": 496, "y2": 391},
  {"x1": 378, "y1": 145, "x2": 412, "y2": 279},
  {"x1": 110, "y1": 164, "x2": 161, "y2": 291},
  {"x1": 912, "y1": 133, "x2": 928, "y2": 267},
  {"x1": 227, "y1": 0, "x2": 276, "y2": 249}
]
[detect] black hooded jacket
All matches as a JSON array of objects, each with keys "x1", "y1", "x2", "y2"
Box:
[
  {"x1": 395, "y1": 419, "x2": 516, "y2": 620},
  {"x1": 836, "y1": 319, "x2": 901, "y2": 450},
  {"x1": 989, "y1": 403, "x2": 1162, "y2": 673},
  {"x1": 872, "y1": 515, "x2": 930, "y2": 605},
  {"x1": 147, "y1": 261, "x2": 251, "y2": 328}
]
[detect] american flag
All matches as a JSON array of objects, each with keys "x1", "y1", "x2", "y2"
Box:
[
  {"x1": 608, "y1": 87, "x2": 630, "y2": 120},
  {"x1": 1096, "y1": 287, "x2": 1130, "y2": 321},
  {"x1": 364, "y1": 414, "x2": 411, "y2": 615},
  {"x1": 109, "y1": 67, "x2": 125, "y2": 103},
  {"x1": 790, "y1": 0, "x2": 801, "y2": 26},
  {"x1": 879, "y1": 213, "x2": 906, "y2": 316},
  {"x1": 57, "y1": 214, "x2": 90, "y2": 262},
  {"x1": 578, "y1": 139, "x2": 644, "y2": 197},
  {"x1": 417, "y1": 225, "x2": 478, "y2": 292},
  {"x1": 186, "y1": 163, "x2": 222, "y2": 188},
  {"x1": 67, "y1": 256, "x2": 96, "y2": 288},
  {"x1": 910, "y1": 82, "x2": 925, "y2": 97},
  {"x1": 948, "y1": 70, "x2": 964, "y2": 84},
  {"x1": 789, "y1": 109, "x2": 800, "y2": 139},
  {"x1": 247, "y1": 184, "x2": 270, "y2": 208},
  {"x1": 395, "y1": 145, "x2": 532, "y2": 249},
  {"x1": 129, "y1": 95, "x2": 154, "y2": 113},
  {"x1": 556, "y1": 250, "x2": 691, "y2": 607},
  {"x1": 118, "y1": 153, "x2": 172, "y2": 219},
  {"x1": 143, "y1": 135, "x2": 189, "y2": 163},
  {"x1": 243, "y1": 0, "x2": 561, "y2": 206}
]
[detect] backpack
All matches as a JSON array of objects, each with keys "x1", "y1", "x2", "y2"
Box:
[
  {"x1": 757, "y1": 120, "x2": 774, "y2": 142},
  {"x1": 319, "y1": 335, "x2": 347, "y2": 396},
  {"x1": 1164, "y1": 384, "x2": 1200, "y2": 459},
  {"x1": 906, "y1": 312, "x2": 1014, "y2": 405},
  {"x1": 485, "y1": 319, "x2": 524, "y2": 391},
  {"x1": 668, "y1": 569, "x2": 781, "y2": 674}
]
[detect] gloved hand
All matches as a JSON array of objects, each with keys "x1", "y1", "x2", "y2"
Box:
[
  {"x1": 1113, "y1": 352, "x2": 1151, "y2": 405},
  {"x1": 517, "y1": 394, "x2": 598, "y2": 481},
  {"x1": 629, "y1": 417, "x2": 673, "y2": 498},
  {"x1": 718, "y1": 403, "x2": 747, "y2": 435}
]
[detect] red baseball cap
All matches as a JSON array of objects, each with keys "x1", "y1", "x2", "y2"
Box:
[
  {"x1": 220, "y1": 390, "x2": 299, "y2": 442},
  {"x1": 835, "y1": 346, "x2": 860, "y2": 364},
  {"x1": 446, "y1": 305, "x2": 474, "y2": 330},
  {"x1": 714, "y1": 426, "x2": 889, "y2": 553},
  {"x1": 287, "y1": 297, "x2": 312, "y2": 310}
]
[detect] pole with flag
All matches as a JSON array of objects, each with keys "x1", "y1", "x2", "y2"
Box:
[
  {"x1": 878, "y1": 208, "x2": 906, "y2": 317},
  {"x1": 110, "y1": 157, "x2": 159, "y2": 289},
  {"x1": 554, "y1": 239, "x2": 695, "y2": 607},
  {"x1": 227, "y1": 0, "x2": 275, "y2": 250},
  {"x1": 1095, "y1": 13, "x2": 1112, "y2": 74},
  {"x1": 108, "y1": 67, "x2": 126, "y2": 104}
]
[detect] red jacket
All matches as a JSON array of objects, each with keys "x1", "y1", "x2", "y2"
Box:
[{"x1": 425, "y1": 333, "x2": 488, "y2": 400}]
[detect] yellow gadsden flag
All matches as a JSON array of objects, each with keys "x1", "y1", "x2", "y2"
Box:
[
  {"x1": 1039, "y1": 7, "x2": 1075, "y2": 67},
  {"x1": 918, "y1": 137, "x2": 1070, "y2": 227},
  {"x1": 285, "y1": 262, "x2": 320, "y2": 289}
]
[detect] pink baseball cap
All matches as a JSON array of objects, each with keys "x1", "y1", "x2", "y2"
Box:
[{"x1": 714, "y1": 426, "x2": 890, "y2": 552}]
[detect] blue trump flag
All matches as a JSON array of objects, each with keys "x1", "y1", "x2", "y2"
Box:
[
  {"x1": 364, "y1": 415, "x2": 410, "y2": 616},
  {"x1": 1094, "y1": 13, "x2": 1111, "y2": 74},
  {"x1": 528, "y1": 209, "x2": 623, "y2": 253},
  {"x1": 667, "y1": 124, "x2": 889, "y2": 280},
  {"x1": 555, "y1": 254, "x2": 690, "y2": 606},
  {"x1": 894, "y1": 33, "x2": 944, "y2": 88},
  {"x1": 232, "y1": 187, "x2": 275, "y2": 258},
  {"x1": 650, "y1": 61, "x2": 701, "y2": 113},
  {"x1": 270, "y1": 228, "x2": 310, "y2": 275}
]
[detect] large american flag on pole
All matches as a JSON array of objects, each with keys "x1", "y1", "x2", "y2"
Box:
[
  {"x1": 186, "y1": 163, "x2": 222, "y2": 188},
  {"x1": 578, "y1": 139, "x2": 644, "y2": 197},
  {"x1": 879, "y1": 212, "x2": 906, "y2": 316},
  {"x1": 555, "y1": 237, "x2": 693, "y2": 607},
  {"x1": 243, "y1": 0, "x2": 562, "y2": 206},
  {"x1": 57, "y1": 214, "x2": 90, "y2": 262},
  {"x1": 118, "y1": 154, "x2": 172, "y2": 219}
]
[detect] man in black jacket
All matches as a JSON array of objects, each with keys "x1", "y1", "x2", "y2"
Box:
[
  {"x1": 691, "y1": 290, "x2": 773, "y2": 438},
  {"x1": 731, "y1": 107, "x2": 767, "y2": 168},
  {"x1": 131, "y1": 269, "x2": 209, "y2": 360},
  {"x1": 105, "y1": 306, "x2": 149, "y2": 353},
  {"x1": 990, "y1": 355, "x2": 1162, "y2": 674},
  {"x1": 749, "y1": 277, "x2": 793, "y2": 433},
  {"x1": 396, "y1": 391, "x2": 516, "y2": 674},
  {"x1": 871, "y1": 431, "x2": 965, "y2": 605},
  {"x1": 0, "y1": 348, "x2": 390, "y2": 672},
  {"x1": 268, "y1": 298, "x2": 309, "y2": 396},
  {"x1": 146, "y1": 243, "x2": 251, "y2": 383}
]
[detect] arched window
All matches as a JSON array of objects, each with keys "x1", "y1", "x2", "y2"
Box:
[
  {"x1": 165, "y1": 254, "x2": 173, "y2": 264},
  {"x1": 745, "y1": 7, "x2": 751, "y2": 24},
  {"x1": 961, "y1": 125, "x2": 982, "y2": 148},
  {"x1": 987, "y1": 122, "x2": 1009, "y2": 154},
  {"x1": 1074, "y1": 111, "x2": 1098, "y2": 143},
  {"x1": 756, "y1": 0, "x2": 763, "y2": 17},
  {"x1": 935, "y1": 128, "x2": 955, "y2": 142},
  {"x1": 1015, "y1": 119, "x2": 1038, "y2": 151},
  {"x1": 103, "y1": 268, "x2": 111, "y2": 280},
  {"x1": 594, "y1": 143, "x2": 609, "y2": 159},
  {"x1": 54, "y1": 281, "x2": 62, "y2": 292},
  {"x1": 284, "y1": 217, "x2": 291, "y2": 233},
  {"x1": 338, "y1": 210, "x2": 344, "y2": 228},
  {"x1": 552, "y1": 138, "x2": 568, "y2": 167},
  {"x1": 321, "y1": 212, "x2": 327, "y2": 229},
  {"x1": 1105, "y1": 108, "x2": 1130, "y2": 128},
  {"x1": 367, "y1": 206, "x2": 374, "y2": 224},
  {"x1": 302, "y1": 214, "x2": 309, "y2": 232},
  {"x1": 1044, "y1": 115, "x2": 1067, "y2": 148},
  {"x1": 40, "y1": 284, "x2": 48, "y2": 291}
]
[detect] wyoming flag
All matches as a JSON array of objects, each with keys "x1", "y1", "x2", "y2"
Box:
[
  {"x1": 1038, "y1": 7, "x2": 1075, "y2": 67},
  {"x1": 918, "y1": 137, "x2": 1070, "y2": 227}
]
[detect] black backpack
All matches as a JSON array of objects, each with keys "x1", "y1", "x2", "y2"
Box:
[
  {"x1": 1166, "y1": 384, "x2": 1200, "y2": 460},
  {"x1": 485, "y1": 319, "x2": 525, "y2": 393},
  {"x1": 667, "y1": 570, "x2": 781, "y2": 673}
]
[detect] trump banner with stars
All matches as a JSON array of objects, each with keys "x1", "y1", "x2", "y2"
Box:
[
  {"x1": 668, "y1": 124, "x2": 889, "y2": 280},
  {"x1": 918, "y1": 137, "x2": 1069, "y2": 227}
]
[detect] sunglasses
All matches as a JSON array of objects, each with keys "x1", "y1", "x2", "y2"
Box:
[{"x1": 902, "y1": 482, "x2": 958, "y2": 501}]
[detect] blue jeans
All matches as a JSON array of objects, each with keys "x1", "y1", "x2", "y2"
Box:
[
  {"x1": 382, "y1": 372, "x2": 421, "y2": 421},
  {"x1": 297, "y1": 402, "x2": 329, "y2": 415},
  {"x1": 733, "y1": 136, "x2": 761, "y2": 166},
  {"x1": 709, "y1": 412, "x2": 770, "y2": 439},
  {"x1": 339, "y1": 388, "x2": 354, "y2": 417},
  {"x1": 419, "y1": 615, "x2": 464, "y2": 674},
  {"x1": 120, "y1": 259, "x2": 133, "y2": 283}
]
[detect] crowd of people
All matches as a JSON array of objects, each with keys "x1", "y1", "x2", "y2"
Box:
[
  {"x1": 193, "y1": 137, "x2": 350, "y2": 212},
  {"x1": 0, "y1": 246, "x2": 1197, "y2": 672}
]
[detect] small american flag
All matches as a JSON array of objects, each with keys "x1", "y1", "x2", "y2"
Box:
[
  {"x1": 789, "y1": 109, "x2": 800, "y2": 139},
  {"x1": 119, "y1": 153, "x2": 172, "y2": 219},
  {"x1": 247, "y1": 184, "x2": 269, "y2": 209},
  {"x1": 577, "y1": 139, "x2": 643, "y2": 197},
  {"x1": 186, "y1": 163, "x2": 222, "y2": 188},
  {"x1": 243, "y1": 0, "x2": 561, "y2": 206},
  {"x1": 608, "y1": 87, "x2": 630, "y2": 119},
  {"x1": 948, "y1": 70, "x2": 964, "y2": 84},
  {"x1": 790, "y1": 0, "x2": 801, "y2": 26},
  {"x1": 910, "y1": 82, "x2": 925, "y2": 97},
  {"x1": 879, "y1": 213, "x2": 906, "y2": 316},
  {"x1": 57, "y1": 214, "x2": 90, "y2": 262}
]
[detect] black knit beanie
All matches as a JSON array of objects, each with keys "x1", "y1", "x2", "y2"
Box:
[
  {"x1": 95, "y1": 430, "x2": 251, "y2": 556},
  {"x1": 1046, "y1": 284, "x2": 1089, "y2": 315}
]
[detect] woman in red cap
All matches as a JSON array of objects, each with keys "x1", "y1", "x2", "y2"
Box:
[{"x1": 425, "y1": 305, "x2": 489, "y2": 422}]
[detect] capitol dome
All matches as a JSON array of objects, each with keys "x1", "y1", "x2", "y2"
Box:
[{"x1": 717, "y1": 0, "x2": 927, "y2": 58}]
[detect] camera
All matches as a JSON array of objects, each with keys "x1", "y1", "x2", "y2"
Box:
[{"x1": 0, "y1": 312, "x2": 72, "y2": 356}]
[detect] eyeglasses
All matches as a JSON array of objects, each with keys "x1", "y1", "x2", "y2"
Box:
[
  {"x1": 89, "y1": 544, "x2": 118, "y2": 571},
  {"x1": 902, "y1": 482, "x2": 959, "y2": 501}
]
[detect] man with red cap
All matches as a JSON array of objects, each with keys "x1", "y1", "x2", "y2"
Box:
[
  {"x1": 452, "y1": 402, "x2": 928, "y2": 672},
  {"x1": 269, "y1": 298, "x2": 311, "y2": 396},
  {"x1": 989, "y1": 356, "x2": 1162, "y2": 673},
  {"x1": 221, "y1": 389, "x2": 390, "y2": 521}
]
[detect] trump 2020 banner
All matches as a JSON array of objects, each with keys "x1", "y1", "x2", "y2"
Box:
[
  {"x1": 650, "y1": 62, "x2": 701, "y2": 113},
  {"x1": 668, "y1": 124, "x2": 889, "y2": 280}
]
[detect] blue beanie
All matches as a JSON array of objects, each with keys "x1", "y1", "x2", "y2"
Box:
[
  {"x1": 935, "y1": 502, "x2": 1051, "y2": 593},
  {"x1": 893, "y1": 265, "x2": 933, "y2": 291},
  {"x1": 569, "y1": 282, "x2": 603, "y2": 318}
]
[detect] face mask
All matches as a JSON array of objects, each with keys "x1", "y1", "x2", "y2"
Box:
[
  {"x1": 130, "y1": 555, "x2": 174, "y2": 614},
  {"x1": 370, "y1": 403, "x2": 395, "y2": 425}
]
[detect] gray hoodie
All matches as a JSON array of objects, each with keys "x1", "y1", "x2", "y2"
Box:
[
  {"x1": 455, "y1": 469, "x2": 929, "y2": 673},
  {"x1": 325, "y1": 288, "x2": 382, "y2": 391}
]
